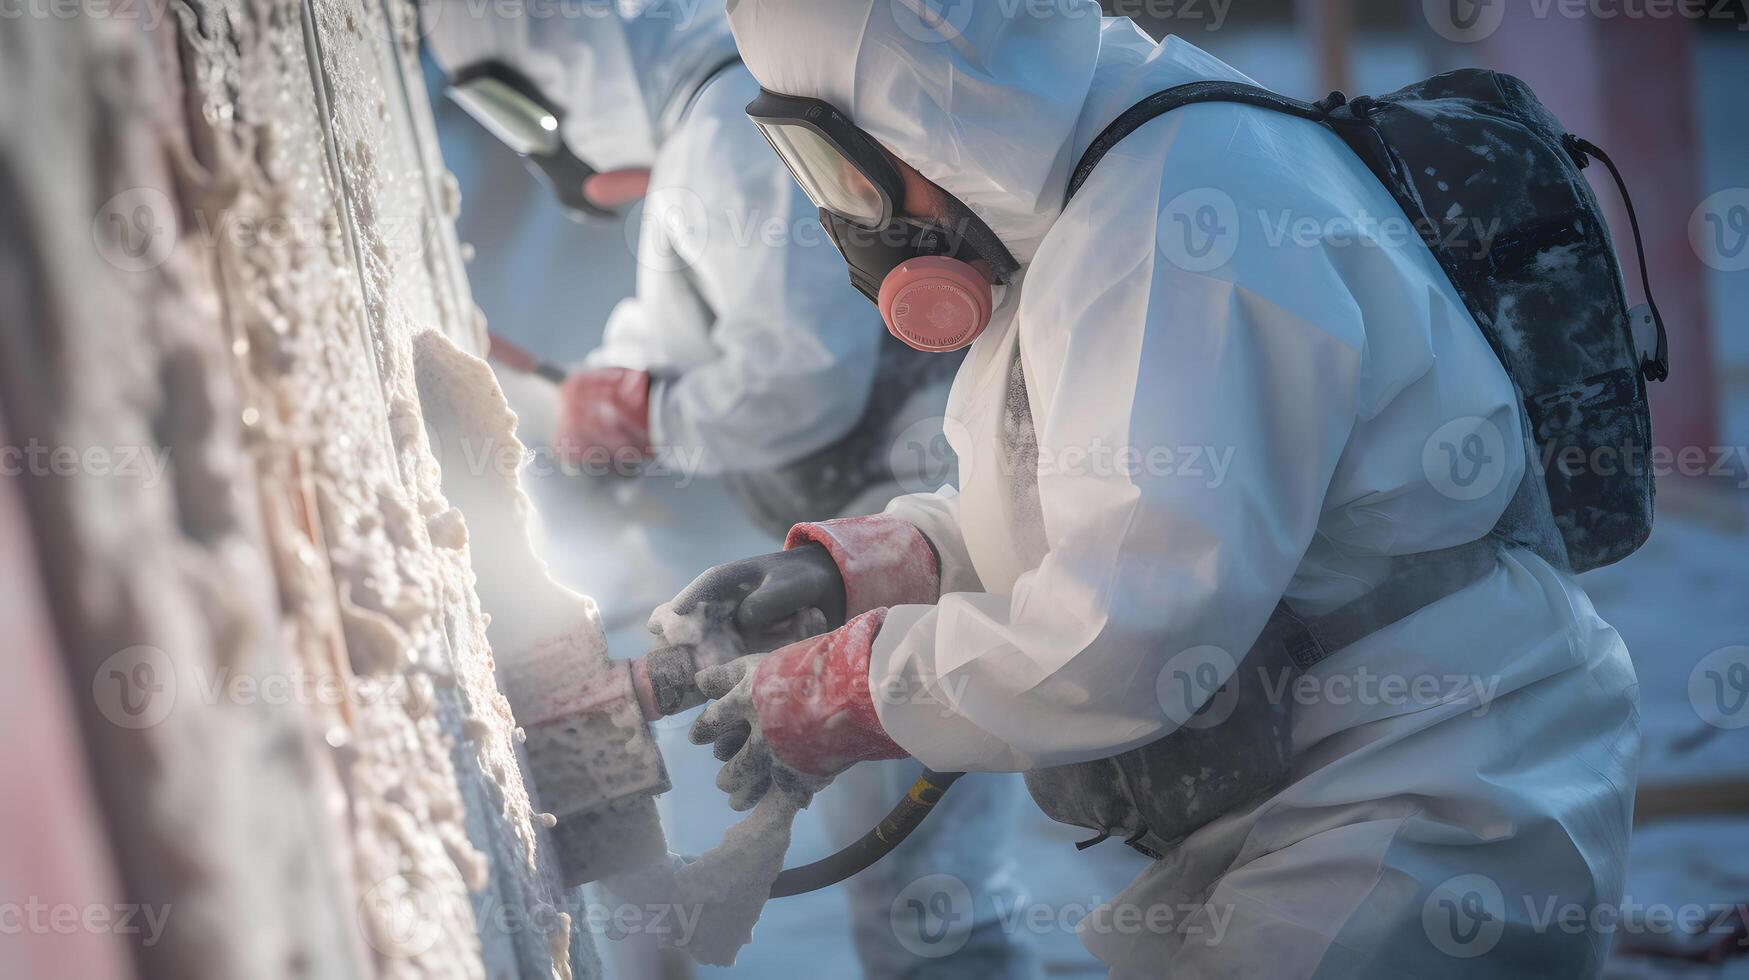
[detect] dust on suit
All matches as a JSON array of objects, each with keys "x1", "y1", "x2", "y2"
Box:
[{"x1": 725, "y1": 0, "x2": 1640, "y2": 975}]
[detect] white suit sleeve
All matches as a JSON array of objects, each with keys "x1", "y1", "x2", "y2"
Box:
[
  {"x1": 869, "y1": 149, "x2": 1374, "y2": 773},
  {"x1": 643, "y1": 90, "x2": 882, "y2": 475},
  {"x1": 884, "y1": 487, "x2": 983, "y2": 595}
]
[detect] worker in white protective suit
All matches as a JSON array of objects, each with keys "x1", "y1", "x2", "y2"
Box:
[
  {"x1": 679, "y1": 1, "x2": 1643, "y2": 976},
  {"x1": 427, "y1": 3, "x2": 1040, "y2": 975},
  {"x1": 428, "y1": 0, "x2": 960, "y2": 529}
]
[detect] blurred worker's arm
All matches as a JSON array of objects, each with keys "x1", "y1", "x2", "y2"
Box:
[{"x1": 644, "y1": 87, "x2": 883, "y2": 475}]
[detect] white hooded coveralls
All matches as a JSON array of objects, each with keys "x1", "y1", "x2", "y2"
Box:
[{"x1": 728, "y1": 1, "x2": 1640, "y2": 976}]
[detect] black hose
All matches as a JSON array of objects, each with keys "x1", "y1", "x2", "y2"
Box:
[
  {"x1": 768, "y1": 770, "x2": 964, "y2": 899},
  {"x1": 631, "y1": 649, "x2": 964, "y2": 898}
]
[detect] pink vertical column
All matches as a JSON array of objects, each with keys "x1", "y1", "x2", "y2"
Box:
[
  {"x1": 1296, "y1": 0, "x2": 1356, "y2": 95},
  {"x1": 1476, "y1": 7, "x2": 1719, "y2": 454},
  {"x1": 0, "y1": 414, "x2": 135, "y2": 980}
]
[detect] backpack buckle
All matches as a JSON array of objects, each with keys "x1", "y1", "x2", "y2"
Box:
[
  {"x1": 1312, "y1": 90, "x2": 1348, "y2": 116},
  {"x1": 1562, "y1": 133, "x2": 1592, "y2": 170},
  {"x1": 1629, "y1": 304, "x2": 1671, "y2": 383}
]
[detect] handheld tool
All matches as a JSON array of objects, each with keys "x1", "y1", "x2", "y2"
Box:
[{"x1": 487, "y1": 331, "x2": 567, "y2": 384}]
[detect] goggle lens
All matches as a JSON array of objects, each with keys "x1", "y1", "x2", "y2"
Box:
[{"x1": 755, "y1": 120, "x2": 889, "y2": 226}]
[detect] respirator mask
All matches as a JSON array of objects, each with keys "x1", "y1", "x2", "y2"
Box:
[
  {"x1": 448, "y1": 61, "x2": 649, "y2": 221},
  {"x1": 747, "y1": 89, "x2": 1019, "y2": 352}
]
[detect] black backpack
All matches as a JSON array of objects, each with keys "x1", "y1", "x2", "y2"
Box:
[{"x1": 1068, "y1": 70, "x2": 1669, "y2": 573}]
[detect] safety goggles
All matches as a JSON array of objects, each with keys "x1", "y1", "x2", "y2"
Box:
[
  {"x1": 746, "y1": 88, "x2": 905, "y2": 229},
  {"x1": 447, "y1": 62, "x2": 623, "y2": 220}
]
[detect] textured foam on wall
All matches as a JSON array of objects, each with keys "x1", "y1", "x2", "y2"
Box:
[{"x1": 0, "y1": 2, "x2": 607, "y2": 977}]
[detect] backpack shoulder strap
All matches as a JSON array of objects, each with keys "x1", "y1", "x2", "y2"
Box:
[{"x1": 1067, "y1": 81, "x2": 1346, "y2": 201}]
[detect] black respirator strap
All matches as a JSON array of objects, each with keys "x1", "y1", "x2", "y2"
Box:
[
  {"x1": 915, "y1": 194, "x2": 1020, "y2": 284},
  {"x1": 677, "y1": 56, "x2": 745, "y2": 125}
]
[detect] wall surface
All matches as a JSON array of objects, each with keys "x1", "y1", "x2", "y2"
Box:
[{"x1": 0, "y1": 2, "x2": 603, "y2": 978}]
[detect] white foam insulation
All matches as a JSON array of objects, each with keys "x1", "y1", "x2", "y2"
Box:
[{"x1": 0, "y1": 2, "x2": 626, "y2": 977}]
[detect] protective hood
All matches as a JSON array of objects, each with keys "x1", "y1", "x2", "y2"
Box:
[
  {"x1": 429, "y1": 0, "x2": 740, "y2": 171},
  {"x1": 726, "y1": 0, "x2": 1107, "y2": 264}
]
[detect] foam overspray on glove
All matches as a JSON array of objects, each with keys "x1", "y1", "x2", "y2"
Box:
[{"x1": 689, "y1": 609, "x2": 909, "y2": 809}]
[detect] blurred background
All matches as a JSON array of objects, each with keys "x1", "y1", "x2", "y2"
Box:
[
  {"x1": 3, "y1": 2, "x2": 1745, "y2": 978},
  {"x1": 429, "y1": 3, "x2": 1749, "y2": 976}
]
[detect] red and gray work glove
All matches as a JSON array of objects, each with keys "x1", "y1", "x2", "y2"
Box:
[
  {"x1": 555, "y1": 366, "x2": 652, "y2": 465},
  {"x1": 684, "y1": 514, "x2": 941, "y2": 808},
  {"x1": 690, "y1": 609, "x2": 908, "y2": 809},
  {"x1": 654, "y1": 513, "x2": 943, "y2": 668}
]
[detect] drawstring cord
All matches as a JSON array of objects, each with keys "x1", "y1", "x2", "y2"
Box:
[{"x1": 1565, "y1": 135, "x2": 1672, "y2": 383}]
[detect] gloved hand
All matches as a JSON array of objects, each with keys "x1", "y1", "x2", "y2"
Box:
[
  {"x1": 649, "y1": 514, "x2": 941, "y2": 670},
  {"x1": 689, "y1": 609, "x2": 908, "y2": 810},
  {"x1": 652, "y1": 544, "x2": 848, "y2": 670},
  {"x1": 555, "y1": 366, "x2": 652, "y2": 466}
]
